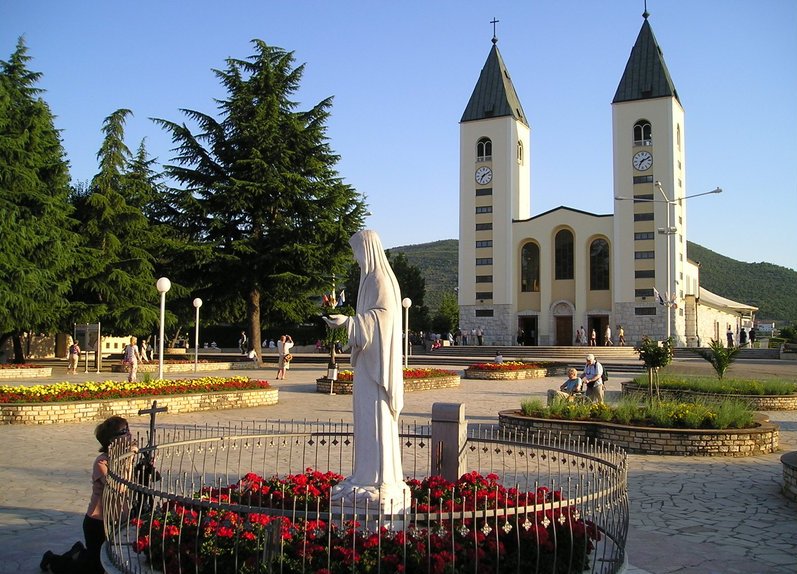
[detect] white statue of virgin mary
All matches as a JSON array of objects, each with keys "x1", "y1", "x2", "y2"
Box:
[{"x1": 323, "y1": 230, "x2": 409, "y2": 510}]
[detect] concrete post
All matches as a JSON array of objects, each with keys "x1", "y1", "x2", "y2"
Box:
[{"x1": 431, "y1": 402, "x2": 467, "y2": 482}]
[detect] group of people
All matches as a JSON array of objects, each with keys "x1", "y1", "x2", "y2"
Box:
[
  {"x1": 575, "y1": 325, "x2": 625, "y2": 346},
  {"x1": 727, "y1": 325, "x2": 757, "y2": 348},
  {"x1": 547, "y1": 353, "x2": 606, "y2": 404}
]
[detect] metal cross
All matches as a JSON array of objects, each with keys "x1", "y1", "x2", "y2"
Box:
[
  {"x1": 490, "y1": 18, "x2": 500, "y2": 39},
  {"x1": 138, "y1": 399, "x2": 168, "y2": 449}
]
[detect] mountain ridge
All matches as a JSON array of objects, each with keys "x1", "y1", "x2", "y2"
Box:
[{"x1": 389, "y1": 239, "x2": 797, "y2": 324}]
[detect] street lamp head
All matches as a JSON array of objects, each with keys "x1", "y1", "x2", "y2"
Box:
[
  {"x1": 156, "y1": 277, "x2": 171, "y2": 294},
  {"x1": 711, "y1": 187, "x2": 723, "y2": 194},
  {"x1": 193, "y1": 298, "x2": 203, "y2": 309},
  {"x1": 402, "y1": 298, "x2": 412, "y2": 309}
]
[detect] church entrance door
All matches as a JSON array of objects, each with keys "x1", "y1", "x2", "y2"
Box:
[
  {"x1": 588, "y1": 316, "x2": 609, "y2": 345},
  {"x1": 555, "y1": 317, "x2": 573, "y2": 346},
  {"x1": 518, "y1": 317, "x2": 537, "y2": 346}
]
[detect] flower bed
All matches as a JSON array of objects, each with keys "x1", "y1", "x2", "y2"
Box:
[
  {"x1": 130, "y1": 469, "x2": 600, "y2": 574},
  {"x1": 0, "y1": 377, "x2": 277, "y2": 424},
  {"x1": 499, "y1": 410, "x2": 779, "y2": 456},
  {"x1": 464, "y1": 361, "x2": 564, "y2": 380},
  {"x1": 316, "y1": 368, "x2": 460, "y2": 394},
  {"x1": 621, "y1": 381, "x2": 797, "y2": 411}
]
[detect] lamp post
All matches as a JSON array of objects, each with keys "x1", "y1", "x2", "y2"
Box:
[
  {"x1": 156, "y1": 277, "x2": 171, "y2": 380},
  {"x1": 193, "y1": 298, "x2": 203, "y2": 373},
  {"x1": 616, "y1": 185, "x2": 722, "y2": 341},
  {"x1": 402, "y1": 297, "x2": 412, "y2": 368}
]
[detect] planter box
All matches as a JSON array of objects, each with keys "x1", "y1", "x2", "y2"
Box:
[
  {"x1": 621, "y1": 381, "x2": 797, "y2": 411},
  {"x1": 0, "y1": 367, "x2": 53, "y2": 379},
  {"x1": 463, "y1": 366, "x2": 565, "y2": 380},
  {"x1": 110, "y1": 361, "x2": 260, "y2": 373},
  {"x1": 498, "y1": 410, "x2": 779, "y2": 457},
  {"x1": 0, "y1": 388, "x2": 279, "y2": 425},
  {"x1": 316, "y1": 374, "x2": 460, "y2": 394},
  {"x1": 782, "y1": 452, "x2": 797, "y2": 502}
]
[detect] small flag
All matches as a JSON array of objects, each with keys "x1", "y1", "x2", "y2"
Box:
[
  {"x1": 338, "y1": 290, "x2": 346, "y2": 306},
  {"x1": 653, "y1": 288, "x2": 665, "y2": 306}
]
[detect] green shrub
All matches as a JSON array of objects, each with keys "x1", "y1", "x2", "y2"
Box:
[{"x1": 630, "y1": 375, "x2": 797, "y2": 396}]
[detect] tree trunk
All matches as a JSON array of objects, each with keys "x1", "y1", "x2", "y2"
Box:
[
  {"x1": 247, "y1": 287, "x2": 261, "y2": 361},
  {"x1": 12, "y1": 333, "x2": 26, "y2": 364}
]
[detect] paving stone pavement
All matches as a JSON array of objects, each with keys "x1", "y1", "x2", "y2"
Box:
[{"x1": 0, "y1": 360, "x2": 795, "y2": 573}]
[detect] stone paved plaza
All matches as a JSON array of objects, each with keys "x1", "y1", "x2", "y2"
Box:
[{"x1": 0, "y1": 358, "x2": 795, "y2": 573}]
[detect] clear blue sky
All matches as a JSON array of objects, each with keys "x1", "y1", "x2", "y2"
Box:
[{"x1": 4, "y1": 1, "x2": 796, "y2": 271}]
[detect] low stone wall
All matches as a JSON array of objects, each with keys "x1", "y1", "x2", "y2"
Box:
[
  {"x1": 463, "y1": 366, "x2": 565, "y2": 380},
  {"x1": 621, "y1": 381, "x2": 797, "y2": 410},
  {"x1": 0, "y1": 388, "x2": 279, "y2": 425},
  {"x1": 498, "y1": 410, "x2": 779, "y2": 457},
  {"x1": 782, "y1": 452, "x2": 797, "y2": 502},
  {"x1": 316, "y1": 375, "x2": 461, "y2": 394},
  {"x1": 110, "y1": 361, "x2": 260, "y2": 373},
  {"x1": 0, "y1": 367, "x2": 53, "y2": 380}
]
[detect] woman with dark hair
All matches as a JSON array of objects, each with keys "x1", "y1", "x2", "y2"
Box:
[{"x1": 41, "y1": 416, "x2": 135, "y2": 573}]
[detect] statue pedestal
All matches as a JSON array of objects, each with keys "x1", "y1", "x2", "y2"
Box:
[{"x1": 331, "y1": 481, "x2": 411, "y2": 529}]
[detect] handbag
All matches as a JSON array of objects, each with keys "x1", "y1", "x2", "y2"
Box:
[{"x1": 283, "y1": 353, "x2": 293, "y2": 363}]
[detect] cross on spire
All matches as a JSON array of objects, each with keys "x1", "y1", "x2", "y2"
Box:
[{"x1": 490, "y1": 18, "x2": 499, "y2": 44}]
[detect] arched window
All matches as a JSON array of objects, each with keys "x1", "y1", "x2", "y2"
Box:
[
  {"x1": 477, "y1": 137, "x2": 492, "y2": 161},
  {"x1": 590, "y1": 238, "x2": 610, "y2": 290},
  {"x1": 633, "y1": 120, "x2": 652, "y2": 145},
  {"x1": 520, "y1": 242, "x2": 540, "y2": 292},
  {"x1": 517, "y1": 140, "x2": 523, "y2": 164},
  {"x1": 554, "y1": 230, "x2": 574, "y2": 280}
]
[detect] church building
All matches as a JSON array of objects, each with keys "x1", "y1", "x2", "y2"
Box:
[{"x1": 457, "y1": 11, "x2": 756, "y2": 347}]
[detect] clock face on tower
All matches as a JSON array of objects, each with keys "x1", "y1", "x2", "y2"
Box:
[
  {"x1": 632, "y1": 151, "x2": 653, "y2": 171},
  {"x1": 475, "y1": 166, "x2": 493, "y2": 185}
]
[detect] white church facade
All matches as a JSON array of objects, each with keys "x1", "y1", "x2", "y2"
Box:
[{"x1": 457, "y1": 12, "x2": 756, "y2": 347}]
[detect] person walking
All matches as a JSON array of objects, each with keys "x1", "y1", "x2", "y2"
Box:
[
  {"x1": 123, "y1": 336, "x2": 143, "y2": 382},
  {"x1": 239, "y1": 331, "x2": 248, "y2": 355},
  {"x1": 590, "y1": 328, "x2": 597, "y2": 346},
  {"x1": 617, "y1": 325, "x2": 626, "y2": 346},
  {"x1": 276, "y1": 334, "x2": 294, "y2": 380},
  {"x1": 604, "y1": 325, "x2": 613, "y2": 346},
  {"x1": 67, "y1": 340, "x2": 81, "y2": 374}
]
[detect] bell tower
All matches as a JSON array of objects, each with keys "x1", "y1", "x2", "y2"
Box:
[
  {"x1": 611, "y1": 10, "x2": 687, "y2": 343},
  {"x1": 458, "y1": 32, "x2": 530, "y2": 345}
]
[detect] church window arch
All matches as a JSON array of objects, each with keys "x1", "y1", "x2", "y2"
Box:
[
  {"x1": 517, "y1": 140, "x2": 523, "y2": 164},
  {"x1": 520, "y1": 242, "x2": 540, "y2": 292},
  {"x1": 554, "y1": 229, "x2": 574, "y2": 280},
  {"x1": 633, "y1": 120, "x2": 652, "y2": 146},
  {"x1": 476, "y1": 138, "x2": 492, "y2": 161},
  {"x1": 589, "y1": 238, "x2": 610, "y2": 290}
]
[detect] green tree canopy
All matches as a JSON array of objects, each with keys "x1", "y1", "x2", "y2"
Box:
[
  {"x1": 0, "y1": 38, "x2": 79, "y2": 360},
  {"x1": 69, "y1": 109, "x2": 164, "y2": 334},
  {"x1": 154, "y1": 40, "x2": 367, "y2": 352}
]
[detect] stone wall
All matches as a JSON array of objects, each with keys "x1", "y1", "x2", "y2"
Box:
[
  {"x1": 110, "y1": 361, "x2": 261, "y2": 373},
  {"x1": 621, "y1": 381, "x2": 797, "y2": 410},
  {"x1": 316, "y1": 375, "x2": 460, "y2": 394},
  {"x1": 463, "y1": 367, "x2": 555, "y2": 380},
  {"x1": 782, "y1": 452, "x2": 797, "y2": 502},
  {"x1": 0, "y1": 367, "x2": 53, "y2": 380},
  {"x1": 498, "y1": 410, "x2": 779, "y2": 457},
  {"x1": 0, "y1": 388, "x2": 279, "y2": 425}
]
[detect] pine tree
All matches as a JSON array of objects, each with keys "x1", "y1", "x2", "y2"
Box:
[
  {"x1": 69, "y1": 109, "x2": 163, "y2": 334},
  {"x1": 155, "y1": 40, "x2": 367, "y2": 351},
  {"x1": 0, "y1": 39, "x2": 79, "y2": 361}
]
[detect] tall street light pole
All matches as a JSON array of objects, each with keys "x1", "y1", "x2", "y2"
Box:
[
  {"x1": 193, "y1": 298, "x2": 203, "y2": 373},
  {"x1": 156, "y1": 277, "x2": 171, "y2": 380},
  {"x1": 615, "y1": 185, "x2": 722, "y2": 342},
  {"x1": 402, "y1": 298, "x2": 412, "y2": 368}
]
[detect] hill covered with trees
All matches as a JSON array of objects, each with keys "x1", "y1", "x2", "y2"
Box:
[{"x1": 390, "y1": 239, "x2": 797, "y2": 325}]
